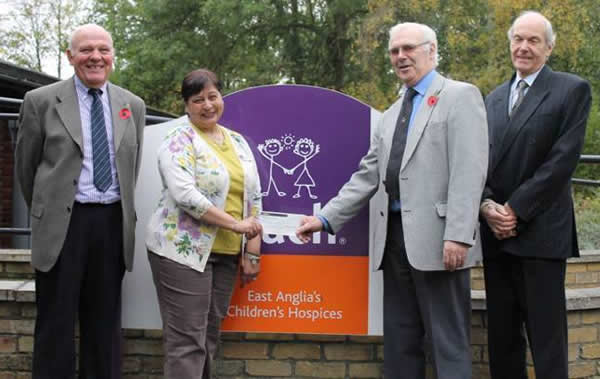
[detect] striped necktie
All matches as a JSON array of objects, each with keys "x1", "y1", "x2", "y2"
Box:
[
  {"x1": 88, "y1": 88, "x2": 112, "y2": 192},
  {"x1": 510, "y1": 79, "x2": 528, "y2": 117}
]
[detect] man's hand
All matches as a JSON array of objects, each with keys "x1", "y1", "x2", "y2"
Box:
[
  {"x1": 504, "y1": 202, "x2": 517, "y2": 218},
  {"x1": 295, "y1": 216, "x2": 324, "y2": 243},
  {"x1": 443, "y1": 240, "x2": 469, "y2": 271},
  {"x1": 481, "y1": 200, "x2": 517, "y2": 240}
]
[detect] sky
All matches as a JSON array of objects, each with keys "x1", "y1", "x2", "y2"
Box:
[{"x1": 1, "y1": 0, "x2": 76, "y2": 78}]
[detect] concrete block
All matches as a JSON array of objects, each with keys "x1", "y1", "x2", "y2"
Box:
[
  {"x1": 349, "y1": 362, "x2": 382, "y2": 378},
  {"x1": 568, "y1": 362, "x2": 596, "y2": 378},
  {"x1": 324, "y1": 344, "x2": 370, "y2": 361},
  {"x1": 569, "y1": 327, "x2": 598, "y2": 343},
  {"x1": 0, "y1": 337, "x2": 17, "y2": 353},
  {"x1": 295, "y1": 361, "x2": 345, "y2": 378},
  {"x1": 245, "y1": 359, "x2": 292, "y2": 377},
  {"x1": 123, "y1": 339, "x2": 163, "y2": 356},
  {"x1": 221, "y1": 342, "x2": 268, "y2": 359},
  {"x1": 17, "y1": 336, "x2": 32, "y2": 353},
  {"x1": 217, "y1": 359, "x2": 244, "y2": 376},
  {"x1": 272, "y1": 343, "x2": 320, "y2": 359}
]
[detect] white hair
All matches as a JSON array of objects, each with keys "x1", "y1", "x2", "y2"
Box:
[
  {"x1": 68, "y1": 24, "x2": 114, "y2": 51},
  {"x1": 507, "y1": 11, "x2": 556, "y2": 48},
  {"x1": 388, "y1": 22, "x2": 439, "y2": 66}
]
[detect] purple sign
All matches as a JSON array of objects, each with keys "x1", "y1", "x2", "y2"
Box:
[{"x1": 221, "y1": 85, "x2": 370, "y2": 256}]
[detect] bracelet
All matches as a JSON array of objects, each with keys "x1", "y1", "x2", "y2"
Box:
[{"x1": 246, "y1": 252, "x2": 261, "y2": 264}]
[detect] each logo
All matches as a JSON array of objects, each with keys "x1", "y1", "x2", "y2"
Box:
[{"x1": 257, "y1": 135, "x2": 321, "y2": 199}]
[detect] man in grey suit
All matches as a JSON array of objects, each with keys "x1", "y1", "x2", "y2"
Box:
[
  {"x1": 15, "y1": 24, "x2": 145, "y2": 378},
  {"x1": 297, "y1": 22, "x2": 488, "y2": 378}
]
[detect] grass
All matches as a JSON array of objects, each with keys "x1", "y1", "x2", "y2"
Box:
[{"x1": 574, "y1": 187, "x2": 600, "y2": 250}]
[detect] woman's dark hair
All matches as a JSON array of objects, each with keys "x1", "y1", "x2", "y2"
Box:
[{"x1": 181, "y1": 69, "x2": 223, "y2": 102}]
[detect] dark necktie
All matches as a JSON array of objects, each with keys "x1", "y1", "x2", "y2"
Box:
[
  {"x1": 88, "y1": 88, "x2": 112, "y2": 192},
  {"x1": 385, "y1": 87, "x2": 418, "y2": 201},
  {"x1": 509, "y1": 79, "x2": 528, "y2": 117}
]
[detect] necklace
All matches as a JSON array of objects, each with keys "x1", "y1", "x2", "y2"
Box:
[
  {"x1": 206, "y1": 128, "x2": 224, "y2": 145},
  {"x1": 193, "y1": 124, "x2": 225, "y2": 145}
]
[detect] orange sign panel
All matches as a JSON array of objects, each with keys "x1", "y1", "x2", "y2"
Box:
[{"x1": 222, "y1": 254, "x2": 369, "y2": 335}]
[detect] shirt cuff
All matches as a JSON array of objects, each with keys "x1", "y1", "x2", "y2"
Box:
[
  {"x1": 480, "y1": 198, "x2": 495, "y2": 213},
  {"x1": 316, "y1": 214, "x2": 333, "y2": 234}
]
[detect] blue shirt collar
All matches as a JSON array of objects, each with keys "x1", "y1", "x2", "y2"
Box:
[
  {"x1": 74, "y1": 75, "x2": 108, "y2": 96},
  {"x1": 514, "y1": 65, "x2": 544, "y2": 89},
  {"x1": 410, "y1": 69, "x2": 437, "y2": 97}
]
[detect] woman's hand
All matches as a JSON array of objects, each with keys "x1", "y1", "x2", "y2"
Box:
[
  {"x1": 232, "y1": 216, "x2": 263, "y2": 239},
  {"x1": 240, "y1": 253, "x2": 260, "y2": 288}
]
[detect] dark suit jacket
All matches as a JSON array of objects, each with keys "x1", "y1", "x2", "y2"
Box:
[
  {"x1": 15, "y1": 77, "x2": 145, "y2": 272},
  {"x1": 482, "y1": 65, "x2": 591, "y2": 260}
]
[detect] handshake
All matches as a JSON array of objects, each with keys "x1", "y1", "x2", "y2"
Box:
[{"x1": 232, "y1": 213, "x2": 325, "y2": 243}]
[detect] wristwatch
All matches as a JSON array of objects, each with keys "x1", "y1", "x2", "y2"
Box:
[{"x1": 246, "y1": 252, "x2": 261, "y2": 265}]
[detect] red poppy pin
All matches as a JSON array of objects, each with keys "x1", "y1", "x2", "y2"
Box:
[
  {"x1": 427, "y1": 96, "x2": 438, "y2": 106},
  {"x1": 119, "y1": 108, "x2": 131, "y2": 120}
]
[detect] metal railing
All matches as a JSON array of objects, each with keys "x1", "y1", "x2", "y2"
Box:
[
  {"x1": 1, "y1": 96, "x2": 177, "y2": 238},
  {"x1": 1, "y1": 97, "x2": 599, "y2": 236},
  {"x1": 0, "y1": 228, "x2": 31, "y2": 235},
  {"x1": 0, "y1": 96, "x2": 174, "y2": 124}
]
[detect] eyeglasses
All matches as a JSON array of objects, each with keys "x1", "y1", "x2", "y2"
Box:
[{"x1": 389, "y1": 41, "x2": 431, "y2": 56}]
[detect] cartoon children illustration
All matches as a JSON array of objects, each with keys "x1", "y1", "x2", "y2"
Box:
[
  {"x1": 257, "y1": 138, "x2": 287, "y2": 197},
  {"x1": 289, "y1": 138, "x2": 320, "y2": 199}
]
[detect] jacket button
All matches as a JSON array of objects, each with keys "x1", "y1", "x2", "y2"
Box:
[
  {"x1": 380, "y1": 211, "x2": 384, "y2": 217},
  {"x1": 73, "y1": 179, "x2": 78, "y2": 185},
  {"x1": 66, "y1": 206, "x2": 71, "y2": 213}
]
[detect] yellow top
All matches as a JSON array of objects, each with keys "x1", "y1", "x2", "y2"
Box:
[{"x1": 194, "y1": 125, "x2": 244, "y2": 255}]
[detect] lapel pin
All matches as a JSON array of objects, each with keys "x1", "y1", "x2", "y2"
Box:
[
  {"x1": 427, "y1": 95, "x2": 438, "y2": 107},
  {"x1": 119, "y1": 107, "x2": 131, "y2": 120}
]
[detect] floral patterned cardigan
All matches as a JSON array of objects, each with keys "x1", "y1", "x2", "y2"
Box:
[{"x1": 145, "y1": 116, "x2": 262, "y2": 272}]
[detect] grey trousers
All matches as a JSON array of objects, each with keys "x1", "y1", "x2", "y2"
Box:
[
  {"x1": 383, "y1": 212, "x2": 472, "y2": 379},
  {"x1": 148, "y1": 251, "x2": 238, "y2": 379}
]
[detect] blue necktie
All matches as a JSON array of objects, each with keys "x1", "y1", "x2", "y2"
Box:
[{"x1": 88, "y1": 88, "x2": 112, "y2": 192}]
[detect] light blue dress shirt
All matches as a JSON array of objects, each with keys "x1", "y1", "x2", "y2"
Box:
[
  {"x1": 318, "y1": 70, "x2": 438, "y2": 232},
  {"x1": 508, "y1": 65, "x2": 543, "y2": 114},
  {"x1": 73, "y1": 76, "x2": 121, "y2": 204},
  {"x1": 388, "y1": 69, "x2": 437, "y2": 212}
]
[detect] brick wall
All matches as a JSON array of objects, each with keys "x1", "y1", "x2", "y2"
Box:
[
  {"x1": 0, "y1": 120, "x2": 14, "y2": 247},
  {"x1": 471, "y1": 253, "x2": 600, "y2": 290},
  {"x1": 1, "y1": 299, "x2": 600, "y2": 378},
  {"x1": 2, "y1": 251, "x2": 600, "y2": 378}
]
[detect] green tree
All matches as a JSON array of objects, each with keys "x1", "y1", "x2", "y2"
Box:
[
  {"x1": 0, "y1": 0, "x2": 52, "y2": 72},
  {"x1": 92, "y1": 0, "x2": 369, "y2": 113},
  {"x1": 0, "y1": 0, "x2": 91, "y2": 77},
  {"x1": 350, "y1": 0, "x2": 598, "y2": 105}
]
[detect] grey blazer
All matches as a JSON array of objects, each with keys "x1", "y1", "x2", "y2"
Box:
[
  {"x1": 16, "y1": 77, "x2": 145, "y2": 272},
  {"x1": 321, "y1": 72, "x2": 488, "y2": 271}
]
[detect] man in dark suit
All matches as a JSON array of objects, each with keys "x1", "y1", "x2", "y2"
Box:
[
  {"x1": 15, "y1": 24, "x2": 145, "y2": 378},
  {"x1": 481, "y1": 11, "x2": 591, "y2": 379}
]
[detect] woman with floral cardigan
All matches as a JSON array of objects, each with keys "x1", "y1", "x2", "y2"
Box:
[{"x1": 145, "y1": 69, "x2": 262, "y2": 378}]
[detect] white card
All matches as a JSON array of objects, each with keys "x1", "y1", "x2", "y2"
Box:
[{"x1": 258, "y1": 211, "x2": 305, "y2": 236}]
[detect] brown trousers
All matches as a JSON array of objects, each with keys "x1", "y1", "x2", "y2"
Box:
[{"x1": 148, "y1": 251, "x2": 238, "y2": 379}]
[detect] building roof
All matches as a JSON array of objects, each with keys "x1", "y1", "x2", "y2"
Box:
[{"x1": 0, "y1": 60, "x2": 176, "y2": 120}]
